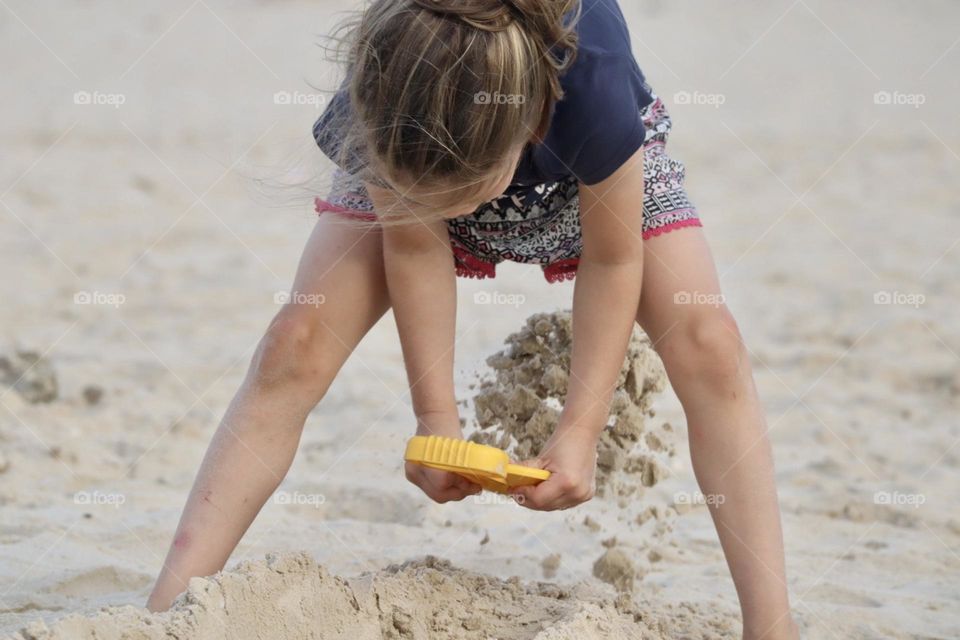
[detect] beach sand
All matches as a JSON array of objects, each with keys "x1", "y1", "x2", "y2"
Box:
[{"x1": 1, "y1": 1, "x2": 958, "y2": 638}]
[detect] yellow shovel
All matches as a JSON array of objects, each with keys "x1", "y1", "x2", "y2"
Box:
[{"x1": 404, "y1": 435, "x2": 550, "y2": 494}]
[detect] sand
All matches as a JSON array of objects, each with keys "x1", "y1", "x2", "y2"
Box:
[
  {"x1": 468, "y1": 311, "x2": 678, "y2": 595},
  {"x1": 7, "y1": 551, "x2": 743, "y2": 640},
  {"x1": 0, "y1": 351, "x2": 59, "y2": 405},
  {"x1": 7, "y1": 554, "x2": 663, "y2": 640},
  {"x1": 2, "y1": 0, "x2": 959, "y2": 638},
  {"x1": 2, "y1": 313, "x2": 675, "y2": 639}
]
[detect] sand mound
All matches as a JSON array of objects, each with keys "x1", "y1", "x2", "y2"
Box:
[
  {"x1": 6, "y1": 553, "x2": 663, "y2": 640},
  {"x1": 470, "y1": 311, "x2": 673, "y2": 497},
  {"x1": 468, "y1": 312, "x2": 680, "y2": 594}
]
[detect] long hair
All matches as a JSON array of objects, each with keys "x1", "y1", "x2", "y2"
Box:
[{"x1": 333, "y1": 0, "x2": 581, "y2": 220}]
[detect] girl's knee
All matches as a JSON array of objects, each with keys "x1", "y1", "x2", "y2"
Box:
[
  {"x1": 250, "y1": 305, "x2": 338, "y2": 391},
  {"x1": 657, "y1": 305, "x2": 748, "y2": 386}
]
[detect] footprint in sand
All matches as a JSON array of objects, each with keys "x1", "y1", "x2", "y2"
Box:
[{"x1": 43, "y1": 566, "x2": 152, "y2": 598}]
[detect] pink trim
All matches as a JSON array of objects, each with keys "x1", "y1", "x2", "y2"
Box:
[
  {"x1": 314, "y1": 198, "x2": 702, "y2": 283},
  {"x1": 540, "y1": 219, "x2": 703, "y2": 283},
  {"x1": 314, "y1": 197, "x2": 377, "y2": 221},
  {"x1": 543, "y1": 258, "x2": 580, "y2": 283},
  {"x1": 641, "y1": 217, "x2": 702, "y2": 240},
  {"x1": 452, "y1": 245, "x2": 497, "y2": 280},
  {"x1": 455, "y1": 267, "x2": 495, "y2": 280}
]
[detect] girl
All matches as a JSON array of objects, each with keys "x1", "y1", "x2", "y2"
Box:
[{"x1": 149, "y1": 1, "x2": 799, "y2": 637}]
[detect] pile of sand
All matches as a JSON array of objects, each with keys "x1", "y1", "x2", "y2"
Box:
[
  {"x1": 470, "y1": 311, "x2": 675, "y2": 498},
  {"x1": 467, "y1": 312, "x2": 682, "y2": 597},
  {"x1": 6, "y1": 553, "x2": 665, "y2": 640}
]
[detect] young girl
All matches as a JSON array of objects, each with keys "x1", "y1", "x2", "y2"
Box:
[{"x1": 149, "y1": 1, "x2": 798, "y2": 637}]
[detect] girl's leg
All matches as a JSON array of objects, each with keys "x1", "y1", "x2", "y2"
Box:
[
  {"x1": 147, "y1": 217, "x2": 390, "y2": 611},
  {"x1": 635, "y1": 227, "x2": 798, "y2": 640}
]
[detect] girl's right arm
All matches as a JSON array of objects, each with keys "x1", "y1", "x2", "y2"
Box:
[{"x1": 371, "y1": 186, "x2": 481, "y2": 503}]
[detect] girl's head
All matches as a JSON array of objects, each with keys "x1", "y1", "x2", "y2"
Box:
[{"x1": 340, "y1": 0, "x2": 580, "y2": 221}]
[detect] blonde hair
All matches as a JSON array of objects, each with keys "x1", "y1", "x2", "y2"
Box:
[{"x1": 335, "y1": 0, "x2": 581, "y2": 219}]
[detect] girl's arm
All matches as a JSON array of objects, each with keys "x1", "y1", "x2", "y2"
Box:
[
  {"x1": 511, "y1": 150, "x2": 646, "y2": 510},
  {"x1": 369, "y1": 185, "x2": 481, "y2": 502}
]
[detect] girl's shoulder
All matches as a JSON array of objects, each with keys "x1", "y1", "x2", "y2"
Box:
[
  {"x1": 531, "y1": 1, "x2": 652, "y2": 185},
  {"x1": 557, "y1": 0, "x2": 650, "y2": 126}
]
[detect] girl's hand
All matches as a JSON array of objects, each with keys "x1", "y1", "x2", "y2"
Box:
[
  {"x1": 509, "y1": 428, "x2": 599, "y2": 511},
  {"x1": 405, "y1": 414, "x2": 482, "y2": 504},
  {"x1": 405, "y1": 462, "x2": 482, "y2": 503}
]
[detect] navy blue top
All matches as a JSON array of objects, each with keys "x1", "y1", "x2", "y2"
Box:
[{"x1": 314, "y1": 0, "x2": 653, "y2": 187}]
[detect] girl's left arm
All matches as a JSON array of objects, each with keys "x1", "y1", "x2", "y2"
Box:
[{"x1": 511, "y1": 148, "x2": 646, "y2": 510}]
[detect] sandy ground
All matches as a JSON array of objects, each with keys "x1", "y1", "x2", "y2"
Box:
[{"x1": 1, "y1": 0, "x2": 958, "y2": 638}]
